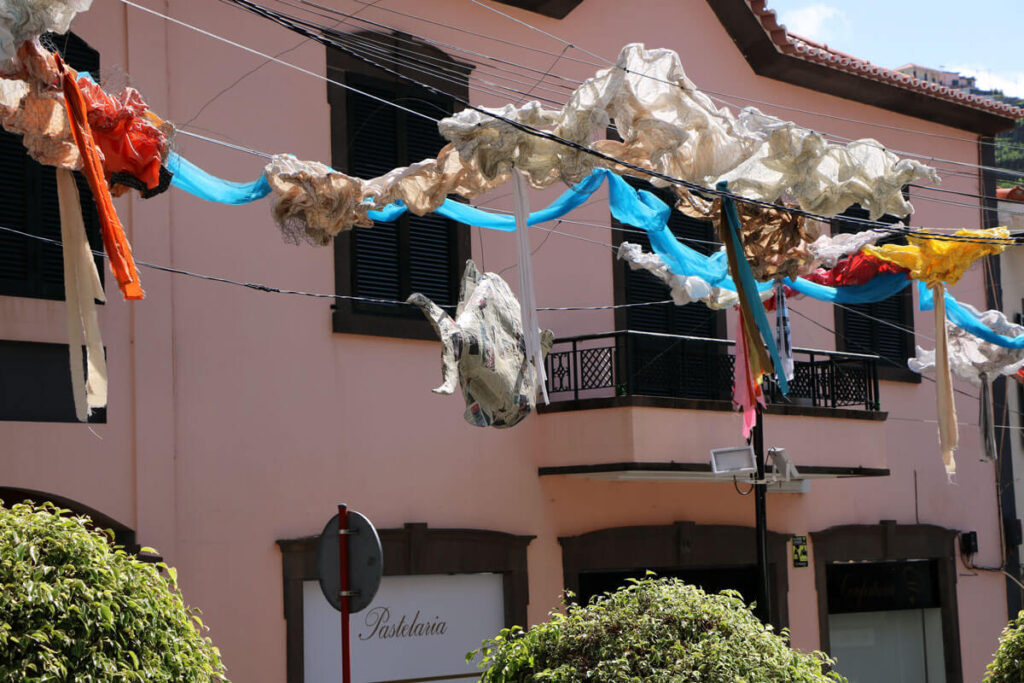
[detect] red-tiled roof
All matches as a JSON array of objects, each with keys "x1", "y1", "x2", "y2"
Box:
[{"x1": 747, "y1": 0, "x2": 1024, "y2": 120}]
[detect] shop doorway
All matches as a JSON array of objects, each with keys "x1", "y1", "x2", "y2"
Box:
[
  {"x1": 577, "y1": 565, "x2": 760, "y2": 606},
  {"x1": 559, "y1": 522, "x2": 790, "y2": 629}
]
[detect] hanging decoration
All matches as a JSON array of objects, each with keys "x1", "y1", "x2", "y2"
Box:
[
  {"x1": 438, "y1": 43, "x2": 939, "y2": 220},
  {"x1": 866, "y1": 227, "x2": 1009, "y2": 474},
  {"x1": 57, "y1": 167, "x2": 106, "y2": 420},
  {"x1": 909, "y1": 303, "x2": 1024, "y2": 462},
  {"x1": 408, "y1": 261, "x2": 552, "y2": 429},
  {"x1": 0, "y1": 0, "x2": 91, "y2": 64},
  {"x1": 512, "y1": 171, "x2": 548, "y2": 405},
  {"x1": 0, "y1": 2, "x2": 1018, "y2": 452}
]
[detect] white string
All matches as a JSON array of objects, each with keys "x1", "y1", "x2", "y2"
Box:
[{"x1": 513, "y1": 171, "x2": 548, "y2": 403}]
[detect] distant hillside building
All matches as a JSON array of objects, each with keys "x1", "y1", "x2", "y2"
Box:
[{"x1": 896, "y1": 64, "x2": 977, "y2": 91}]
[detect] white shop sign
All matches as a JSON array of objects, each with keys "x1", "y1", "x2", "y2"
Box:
[{"x1": 303, "y1": 573, "x2": 505, "y2": 683}]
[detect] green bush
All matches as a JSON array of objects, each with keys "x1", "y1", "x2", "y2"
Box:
[
  {"x1": 986, "y1": 610, "x2": 1024, "y2": 683},
  {"x1": 471, "y1": 576, "x2": 843, "y2": 683},
  {"x1": 0, "y1": 501, "x2": 227, "y2": 681}
]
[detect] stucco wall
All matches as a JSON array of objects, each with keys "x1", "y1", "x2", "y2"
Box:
[{"x1": 0, "y1": 1, "x2": 1012, "y2": 681}]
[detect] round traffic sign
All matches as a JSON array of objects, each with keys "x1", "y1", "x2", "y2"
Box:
[{"x1": 316, "y1": 510, "x2": 383, "y2": 613}]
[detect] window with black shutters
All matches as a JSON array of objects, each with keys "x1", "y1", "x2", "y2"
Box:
[
  {"x1": 612, "y1": 181, "x2": 729, "y2": 399},
  {"x1": 0, "y1": 33, "x2": 103, "y2": 301},
  {"x1": 328, "y1": 36, "x2": 472, "y2": 339},
  {"x1": 832, "y1": 205, "x2": 918, "y2": 382}
]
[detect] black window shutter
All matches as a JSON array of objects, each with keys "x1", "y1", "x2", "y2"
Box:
[
  {"x1": 0, "y1": 32, "x2": 101, "y2": 301},
  {"x1": 624, "y1": 183, "x2": 717, "y2": 338},
  {"x1": 346, "y1": 77, "x2": 458, "y2": 315},
  {"x1": 833, "y1": 205, "x2": 915, "y2": 374},
  {"x1": 620, "y1": 181, "x2": 723, "y2": 398}
]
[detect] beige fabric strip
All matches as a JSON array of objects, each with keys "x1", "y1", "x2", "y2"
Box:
[
  {"x1": 932, "y1": 284, "x2": 957, "y2": 475},
  {"x1": 57, "y1": 168, "x2": 107, "y2": 420}
]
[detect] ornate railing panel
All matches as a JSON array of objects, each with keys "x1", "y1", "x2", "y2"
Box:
[{"x1": 545, "y1": 330, "x2": 880, "y2": 411}]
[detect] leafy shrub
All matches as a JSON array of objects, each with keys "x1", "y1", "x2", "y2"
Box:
[
  {"x1": 472, "y1": 576, "x2": 843, "y2": 683},
  {"x1": 0, "y1": 501, "x2": 227, "y2": 681},
  {"x1": 986, "y1": 610, "x2": 1024, "y2": 683}
]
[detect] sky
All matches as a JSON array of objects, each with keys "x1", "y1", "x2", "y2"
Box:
[{"x1": 766, "y1": 1, "x2": 1024, "y2": 97}]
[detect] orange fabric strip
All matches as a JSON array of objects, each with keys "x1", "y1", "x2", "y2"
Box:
[{"x1": 56, "y1": 55, "x2": 144, "y2": 300}]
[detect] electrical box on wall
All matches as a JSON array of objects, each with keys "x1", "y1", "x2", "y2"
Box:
[{"x1": 960, "y1": 530, "x2": 979, "y2": 555}]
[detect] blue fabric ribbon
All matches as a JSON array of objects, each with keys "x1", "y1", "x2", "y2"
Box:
[
  {"x1": 165, "y1": 155, "x2": 1022, "y2": 350},
  {"x1": 167, "y1": 152, "x2": 271, "y2": 205},
  {"x1": 719, "y1": 181, "x2": 788, "y2": 394}
]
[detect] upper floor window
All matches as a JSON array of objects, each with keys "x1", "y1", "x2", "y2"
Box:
[
  {"x1": 0, "y1": 33, "x2": 103, "y2": 301},
  {"x1": 327, "y1": 34, "x2": 472, "y2": 340},
  {"x1": 832, "y1": 205, "x2": 917, "y2": 382},
  {"x1": 612, "y1": 180, "x2": 728, "y2": 399}
]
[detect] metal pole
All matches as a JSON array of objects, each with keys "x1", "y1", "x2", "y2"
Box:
[
  {"x1": 338, "y1": 504, "x2": 351, "y2": 683},
  {"x1": 752, "y1": 405, "x2": 772, "y2": 625}
]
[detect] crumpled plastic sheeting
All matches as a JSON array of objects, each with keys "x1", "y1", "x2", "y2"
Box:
[
  {"x1": 439, "y1": 43, "x2": 938, "y2": 219},
  {"x1": 265, "y1": 154, "x2": 371, "y2": 245},
  {"x1": 408, "y1": 260, "x2": 553, "y2": 429},
  {"x1": 717, "y1": 200, "x2": 818, "y2": 280},
  {"x1": 804, "y1": 251, "x2": 909, "y2": 287},
  {"x1": 263, "y1": 144, "x2": 507, "y2": 244},
  {"x1": 864, "y1": 227, "x2": 1009, "y2": 286},
  {"x1": 77, "y1": 76, "x2": 168, "y2": 193},
  {"x1": 618, "y1": 241, "x2": 773, "y2": 309},
  {"x1": 0, "y1": 75, "x2": 78, "y2": 166},
  {"x1": 909, "y1": 303, "x2": 1024, "y2": 387},
  {"x1": 807, "y1": 228, "x2": 884, "y2": 270},
  {"x1": 0, "y1": 0, "x2": 91, "y2": 63},
  {"x1": 0, "y1": 39, "x2": 78, "y2": 167}
]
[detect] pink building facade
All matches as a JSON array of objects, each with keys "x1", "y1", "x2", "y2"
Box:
[{"x1": 1, "y1": 1, "x2": 1021, "y2": 682}]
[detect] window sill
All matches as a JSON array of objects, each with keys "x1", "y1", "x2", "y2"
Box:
[
  {"x1": 491, "y1": 0, "x2": 583, "y2": 19},
  {"x1": 331, "y1": 309, "x2": 438, "y2": 341},
  {"x1": 877, "y1": 366, "x2": 922, "y2": 383}
]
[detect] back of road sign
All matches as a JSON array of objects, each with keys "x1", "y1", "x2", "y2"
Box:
[{"x1": 316, "y1": 510, "x2": 383, "y2": 613}]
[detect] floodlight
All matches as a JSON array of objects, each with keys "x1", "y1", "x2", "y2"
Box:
[
  {"x1": 710, "y1": 446, "x2": 756, "y2": 475},
  {"x1": 768, "y1": 447, "x2": 799, "y2": 481}
]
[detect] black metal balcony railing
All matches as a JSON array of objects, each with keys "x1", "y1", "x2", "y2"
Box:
[{"x1": 545, "y1": 330, "x2": 881, "y2": 411}]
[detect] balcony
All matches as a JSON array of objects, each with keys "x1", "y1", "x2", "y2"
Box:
[
  {"x1": 543, "y1": 330, "x2": 882, "y2": 417},
  {"x1": 535, "y1": 331, "x2": 889, "y2": 480}
]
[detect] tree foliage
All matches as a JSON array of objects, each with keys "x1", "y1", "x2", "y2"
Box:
[
  {"x1": 0, "y1": 501, "x2": 228, "y2": 682},
  {"x1": 471, "y1": 576, "x2": 844, "y2": 683},
  {"x1": 986, "y1": 610, "x2": 1024, "y2": 683}
]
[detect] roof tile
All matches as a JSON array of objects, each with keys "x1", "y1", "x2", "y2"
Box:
[{"x1": 747, "y1": 0, "x2": 1024, "y2": 120}]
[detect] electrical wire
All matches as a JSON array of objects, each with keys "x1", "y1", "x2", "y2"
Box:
[
  {"x1": 126, "y1": 0, "x2": 1024, "y2": 238},
  {"x1": 311, "y1": 0, "x2": 1024, "y2": 175},
  {"x1": 0, "y1": 223, "x2": 671, "y2": 311},
  {"x1": 209, "y1": 0, "x2": 1023, "y2": 245},
  {"x1": 458, "y1": 0, "x2": 1024, "y2": 157}
]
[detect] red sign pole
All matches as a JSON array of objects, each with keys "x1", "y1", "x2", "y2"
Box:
[{"x1": 338, "y1": 504, "x2": 351, "y2": 683}]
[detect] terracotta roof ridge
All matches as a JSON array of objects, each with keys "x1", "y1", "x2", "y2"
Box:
[{"x1": 745, "y1": 0, "x2": 1024, "y2": 121}]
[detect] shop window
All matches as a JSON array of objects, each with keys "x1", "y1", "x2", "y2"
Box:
[
  {"x1": 559, "y1": 522, "x2": 790, "y2": 629},
  {"x1": 278, "y1": 523, "x2": 533, "y2": 683},
  {"x1": 811, "y1": 523, "x2": 962, "y2": 683},
  {"x1": 832, "y1": 205, "x2": 917, "y2": 382},
  {"x1": 0, "y1": 33, "x2": 103, "y2": 301},
  {"x1": 327, "y1": 35, "x2": 472, "y2": 340},
  {"x1": 826, "y1": 560, "x2": 945, "y2": 682}
]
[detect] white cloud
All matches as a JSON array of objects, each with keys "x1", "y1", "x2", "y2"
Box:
[
  {"x1": 777, "y1": 4, "x2": 849, "y2": 45},
  {"x1": 948, "y1": 65, "x2": 1024, "y2": 99}
]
